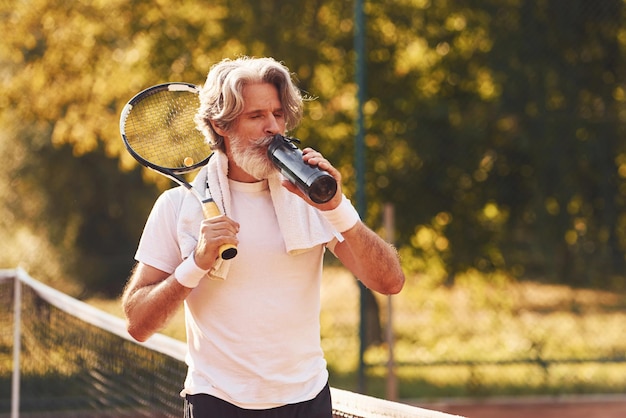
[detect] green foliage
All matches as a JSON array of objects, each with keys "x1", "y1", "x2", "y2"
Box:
[
  {"x1": 1, "y1": 0, "x2": 626, "y2": 293},
  {"x1": 322, "y1": 268, "x2": 626, "y2": 398}
]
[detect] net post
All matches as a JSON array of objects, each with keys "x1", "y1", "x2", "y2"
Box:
[
  {"x1": 11, "y1": 270, "x2": 22, "y2": 418},
  {"x1": 354, "y1": 0, "x2": 367, "y2": 394},
  {"x1": 383, "y1": 203, "x2": 398, "y2": 401}
]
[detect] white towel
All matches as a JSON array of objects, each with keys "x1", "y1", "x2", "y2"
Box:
[{"x1": 177, "y1": 151, "x2": 341, "y2": 280}]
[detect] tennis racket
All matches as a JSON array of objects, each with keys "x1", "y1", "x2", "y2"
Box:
[{"x1": 119, "y1": 82, "x2": 237, "y2": 260}]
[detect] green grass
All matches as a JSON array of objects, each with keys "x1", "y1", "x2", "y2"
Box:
[{"x1": 89, "y1": 266, "x2": 626, "y2": 400}]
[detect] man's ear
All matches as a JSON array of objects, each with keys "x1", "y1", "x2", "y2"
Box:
[{"x1": 210, "y1": 120, "x2": 227, "y2": 137}]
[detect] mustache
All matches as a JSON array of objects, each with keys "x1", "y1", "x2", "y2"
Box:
[{"x1": 250, "y1": 135, "x2": 276, "y2": 149}]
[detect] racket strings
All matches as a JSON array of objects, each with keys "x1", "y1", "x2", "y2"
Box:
[{"x1": 124, "y1": 90, "x2": 211, "y2": 170}]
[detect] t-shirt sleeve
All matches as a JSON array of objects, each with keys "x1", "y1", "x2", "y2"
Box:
[
  {"x1": 325, "y1": 237, "x2": 340, "y2": 255},
  {"x1": 135, "y1": 188, "x2": 185, "y2": 274}
]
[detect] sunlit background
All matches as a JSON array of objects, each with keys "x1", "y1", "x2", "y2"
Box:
[{"x1": 1, "y1": 0, "x2": 626, "y2": 416}]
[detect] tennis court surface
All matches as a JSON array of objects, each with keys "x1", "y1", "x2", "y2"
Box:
[{"x1": 418, "y1": 395, "x2": 626, "y2": 418}]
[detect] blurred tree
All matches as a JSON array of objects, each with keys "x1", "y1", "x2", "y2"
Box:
[
  {"x1": 0, "y1": 0, "x2": 169, "y2": 294},
  {"x1": 362, "y1": 0, "x2": 626, "y2": 286},
  {"x1": 0, "y1": 0, "x2": 360, "y2": 295}
]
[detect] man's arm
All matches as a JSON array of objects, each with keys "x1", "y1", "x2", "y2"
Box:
[
  {"x1": 121, "y1": 262, "x2": 192, "y2": 342},
  {"x1": 332, "y1": 222, "x2": 404, "y2": 295},
  {"x1": 122, "y1": 199, "x2": 239, "y2": 343},
  {"x1": 282, "y1": 147, "x2": 405, "y2": 295}
]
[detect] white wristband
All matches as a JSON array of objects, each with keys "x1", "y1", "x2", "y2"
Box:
[
  {"x1": 174, "y1": 255, "x2": 209, "y2": 288},
  {"x1": 322, "y1": 195, "x2": 361, "y2": 233}
]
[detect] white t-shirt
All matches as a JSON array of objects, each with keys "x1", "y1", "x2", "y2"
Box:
[{"x1": 135, "y1": 179, "x2": 330, "y2": 409}]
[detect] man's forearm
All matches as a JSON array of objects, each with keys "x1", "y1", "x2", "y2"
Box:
[
  {"x1": 338, "y1": 222, "x2": 405, "y2": 295},
  {"x1": 123, "y1": 273, "x2": 190, "y2": 342}
]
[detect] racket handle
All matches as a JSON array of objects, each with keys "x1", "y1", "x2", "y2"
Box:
[{"x1": 201, "y1": 199, "x2": 238, "y2": 260}]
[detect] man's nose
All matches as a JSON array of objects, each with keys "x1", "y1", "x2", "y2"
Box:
[{"x1": 265, "y1": 114, "x2": 280, "y2": 135}]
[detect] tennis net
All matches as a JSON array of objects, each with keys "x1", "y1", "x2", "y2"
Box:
[{"x1": 0, "y1": 268, "x2": 462, "y2": 418}]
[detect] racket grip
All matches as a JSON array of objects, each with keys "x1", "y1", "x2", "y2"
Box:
[{"x1": 201, "y1": 199, "x2": 238, "y2": 260}]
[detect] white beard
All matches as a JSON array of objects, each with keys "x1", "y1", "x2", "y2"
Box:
[{"x1": 229, "y1": 135, "x2": 277, "y2": 180}]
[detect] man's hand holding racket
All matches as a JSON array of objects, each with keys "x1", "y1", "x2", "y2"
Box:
[{"x1": 193, "y1": 214, "x2": 239, "y2": 269}]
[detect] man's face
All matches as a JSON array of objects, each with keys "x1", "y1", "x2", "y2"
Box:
[{"x1": 225, "y1": 83, "x2": 286, "y2": 181}]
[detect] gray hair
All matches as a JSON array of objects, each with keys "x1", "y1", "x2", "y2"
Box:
[{"x1": 195, "y1": 56, "x2": 304, "y2": 152}]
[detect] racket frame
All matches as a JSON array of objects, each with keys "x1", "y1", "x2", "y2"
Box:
[{"x1": 120, "y1": 82, "x2": 237, "y2": 260}]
